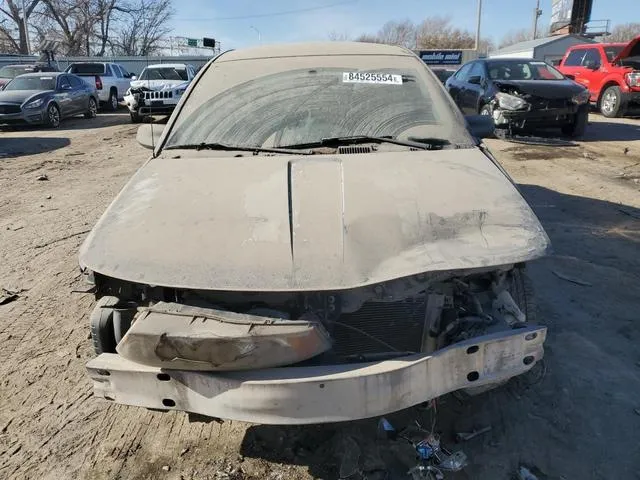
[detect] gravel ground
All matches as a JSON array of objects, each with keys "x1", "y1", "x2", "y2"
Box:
[{"x1": 1, "y1": 112, "x2": 639, "y2": 480}]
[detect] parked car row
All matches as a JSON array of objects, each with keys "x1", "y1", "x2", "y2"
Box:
[{"x1": 0, "y1": 61, "x2": 197, "y2": 128}]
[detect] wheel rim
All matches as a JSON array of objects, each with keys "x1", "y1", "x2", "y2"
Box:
[
  {"x1": 111, "y1": 94, "x2": 117, "y2": 109},
  {"x1": 48, "y1": 106, "x2": 59, "y2": 126},
  {"x1": 89, "y1": 99, "x2": 97, "y2": 117},
  {"x1": 481, "y1": 107, "x2": 490, "y2": 115},
  {"x1": 602, "y1": 91, "x2": 616, "y2": 114}
]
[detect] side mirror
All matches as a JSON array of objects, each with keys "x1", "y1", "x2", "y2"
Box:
[
  {"x1": 584, "y1": 61, "x2": 600, "y2": 70},
  {"x1": 468, "y1": 75, "x2": 482, "y2": 85},
  {"x1": 61, "y1": 84, "x2": 72, "y2": 90},
  {"x1": 466, "y1": 114, "x2": 495, "y2": 140},
  {"x1": 130, "y1": 75, "x2": 137, "y2": 81},
  {"x1": 136, "y1": 123, "x2": 165, "y2": 150}
]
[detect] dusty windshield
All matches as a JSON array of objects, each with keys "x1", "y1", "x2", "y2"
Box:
[{"x1": 165, "y1": 56, "x2": 473, "y2": 150}]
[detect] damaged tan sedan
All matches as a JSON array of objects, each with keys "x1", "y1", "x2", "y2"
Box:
[{"x1": 81, "y1": 42, "x2": 550, "y2": 425}]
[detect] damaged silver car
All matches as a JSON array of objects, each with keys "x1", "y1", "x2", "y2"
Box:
[{"x1": 81, "y1": 42, "x2": 550, "y2": 425}]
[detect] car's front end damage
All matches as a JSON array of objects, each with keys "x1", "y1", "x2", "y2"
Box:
[
  {"x1": 490, "y1": 80, "x2": 590, "y2": 131},
  {"x1": 124, "y1": 82, "x2": 187, "y2": 120},
  {"x1": 80, "y1": 148, "x2": 550, "y2": 424}
]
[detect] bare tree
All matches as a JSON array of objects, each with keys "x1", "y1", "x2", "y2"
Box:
[
  {"x1": 111, "y1": 0, "x2": 172, "y2": 55},
  {"x1": 376, "y1": 20, "x2": 416, "y2": 48},
  {"x1": 0, "y1": 0, "x2": 40, "y2": 53},
  {"x1": 607, "y1": 23, "x2": 640, "y2": 43},
  {"x1": 328, "y1": 30, "x2": 350, "y2": 41},
  {"x1": 415, "y1": 16, "x2": 475, "y2": 49}
]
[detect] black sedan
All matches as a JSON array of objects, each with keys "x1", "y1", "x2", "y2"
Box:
[
  {"x1": 445, "y1": 58, "x2": 590, "y2": 137},
  {"x1": 0, "y1": 72, "x2": 98, "y2": 128}
]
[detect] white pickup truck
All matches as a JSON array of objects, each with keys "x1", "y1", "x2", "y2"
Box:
[
  {"x1": 64, "y1": 62, "x2": 133, "y2": 111},
  {"x1": 123, "y1": 63, "x2": 197, "y2": 122}
]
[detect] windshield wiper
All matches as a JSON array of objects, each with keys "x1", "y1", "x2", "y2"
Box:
[
  {"x1": 164, "y1": 142, "x2": 313, "y2": 155},
  {"x1": 280, "y1": 135, "x2": 450, "y2": 150}
]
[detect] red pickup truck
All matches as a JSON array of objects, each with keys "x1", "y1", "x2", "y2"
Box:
[{"x1": 557, "y1": 35, "x2": 640, "y2": 117}]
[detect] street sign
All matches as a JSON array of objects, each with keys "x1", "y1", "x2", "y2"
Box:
[
  {"x1": 203, "y1": 37, "x2": 216, "y2": 48},
  {"x1": 187, "y1": 38, "x2": 198, "y2": 47}
]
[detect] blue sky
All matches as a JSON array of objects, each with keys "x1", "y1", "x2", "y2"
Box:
[{"x1": 171, "y1": 0, "x2": 635, "y2": 50}]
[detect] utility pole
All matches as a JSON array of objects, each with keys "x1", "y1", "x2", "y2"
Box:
[
  {"x1": 532, "y1": 0, "x2": 543, "y2": 40},
  {"x1": 475, "y1": 0, "x2": 482, "y2": 51}
]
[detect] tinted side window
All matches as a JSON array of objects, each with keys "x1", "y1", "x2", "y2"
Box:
[
  {"x1": 582, "y1": 48, "x2": 602, "y2": 67},
  {"x1": 69, "y1": 75, "x2": 83, "y2": 88},
  {"x1": 118, "y1": 64, "x2": 130, "y2": 77},
  {"x1": 564, "y1": 49, "x2": 586, "y2": 66},
  {"x1": 468, "y1": 62, "x2": 486, "y2": 80},
  {"x1": 113, "y1": 65, "x2": 123, "y2": 78},
  {"x1": 58, "y1": 76, "x2": 71, "y2": 89},
  {"x1": 105, "y1": 64, "x2": 113, "y2": 76},
  {"x1": 455, "y1": 63, "x2": 473, "y2": 82}
]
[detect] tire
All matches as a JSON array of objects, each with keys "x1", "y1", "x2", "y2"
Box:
[
  {"x1": 84, "y1": 97, "x2": 97, "y2": 119},
  {"x1": 561, "y1": 105, "x2": 588, "y2": 137},
  {"x1": 599, "y1": 85, "x2": 623, "y2": 118},
  {"x1": 44, "y1": 103, "x2": 60, "y2": 128},
  {"x1": 479, "y1": 104, "x2": 492, "y2": 116},
  {"x1": 130, "y1": 111, "x2": 143, "y2": 123},
  {"x1": 106, "y1": 89, "x2": 118, "y2": 111},
  {"x1": 508, "y1": 266, "x2": 537, "y2": 324},
  {"x1": 89, "y1": 296, "x2": 119, "y2": 354}
]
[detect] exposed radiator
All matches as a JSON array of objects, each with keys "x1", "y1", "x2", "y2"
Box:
[{"x1": 332, "y1": 298, "x2": 426, "y2": 356}]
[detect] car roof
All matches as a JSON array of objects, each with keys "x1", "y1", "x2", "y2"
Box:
[
  {"x1": 144, "y1": 63, "x2": 188, "y2": 69},
  {"x1": 218, "y1": 41, "x2": 414, "y2": 62}
]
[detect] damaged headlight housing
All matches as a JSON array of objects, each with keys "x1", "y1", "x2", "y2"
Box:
[
  {"x1": 175, "y1": 88, "x2": 186, "y2": 96},
  {"x1": 571, "y1": 89, "x2": 591, "y2": 104},
  {"x1": 495, "y1": 92, "x2": 528, "y2": 111},
  {"x1": 625, "y1": 72, "x2": 640, "y2": 88}
]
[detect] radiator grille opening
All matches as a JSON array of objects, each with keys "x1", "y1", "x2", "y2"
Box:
[{"x1": 332, "y1": 298, "x2": 426, "y2": 356}]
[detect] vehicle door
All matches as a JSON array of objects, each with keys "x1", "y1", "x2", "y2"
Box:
[
  {"x1": 446, "y1": 63, "x2": 473, "y2": 109},
  {"x1": 579, "y1": 47, "x2": 604, "y2": 94},
  {"x1": 68, "y1": 75, "x2": 89, "y2": 113},
  {"x1": 55, "y1": 75, "x2": 74, "y2": 117},
  {"x1": 560, "y1": 48, "x2": 588, "y2": 86},
  {"x1": 459, "y1": 62, "x2": 487, "y2": 114}
]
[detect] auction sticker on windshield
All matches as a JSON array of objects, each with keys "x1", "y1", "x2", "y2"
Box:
[{"x1": 342, "y1": 72, "x2": 402, "y2": 85}]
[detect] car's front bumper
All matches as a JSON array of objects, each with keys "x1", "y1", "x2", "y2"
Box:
[
  {"x1": 87, "y1": 325, "x2": 546, "y2": 425},
  {"x1": 0, "y1": 109, "x2": 45, "y2": 125},
  {"x1": 621, "y1": 90, "x2": 640, "y2": 109},
  {"x1": 124, "y1": 91, "x2": 179, "y2": 116},
  {"x1": 495, "y1": 104, "x2": 580, "y2": 127}
]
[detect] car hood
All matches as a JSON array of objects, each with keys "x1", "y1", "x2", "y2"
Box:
[
  {"x1": 0, "y1": 89, "x2": 50, "y2": 104},
  {"x1": 613, "y1": 34, "x2": 640, "y2": 63},
  {"x1": 79, "y1": 149, "x2": 550, "y2": 291},
  {"x1": 494, "y1": 79, "x2": 584, "y2": 99},
  {"x1": 130, "y1": 79, "x2": 188, "y2": 91}
]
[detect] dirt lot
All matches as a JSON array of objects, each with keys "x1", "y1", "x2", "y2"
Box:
[{"x1": 1, "y1": 112, "x2": 640, "y2": 480}]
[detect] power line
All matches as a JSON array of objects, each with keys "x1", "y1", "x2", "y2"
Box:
[{"x1": 175, "y1": 0, "x2": 359, "y2": 22}]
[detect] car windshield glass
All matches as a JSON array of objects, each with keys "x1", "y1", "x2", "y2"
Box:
[
  {"x1": 0, "y1": 65, "x2": 33, "y2": 78},
  {"x1": 488, "y1": 61, "x2": 564, "y2": 80},
  {"x1": 604, "y1": 46, "x2": 624, "y2": 62},
  {"x1": 4, "y1": 76, "x2": 56, "y2": 90},
  {"x1": 68, "y1": 63, "x2": 105, "y2": 75},
  {"x1": 165, "y1": 59, "x2": 474, "y2": 150},
  {"x1": 140, "y1": 67, "x2": 188, "y2": 81}
]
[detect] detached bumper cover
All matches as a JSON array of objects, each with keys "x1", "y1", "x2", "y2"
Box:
[
  {"x1": 87, "y1": 325, "x2": 546, "y2": 425},
  {"x1": 501, "y1": 105, "x2": 579, "y2": 121}
]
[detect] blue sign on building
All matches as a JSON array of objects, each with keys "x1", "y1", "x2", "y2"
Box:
[{"x1": 419, "y1": 50, "x2": 463, "y2": 66}]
